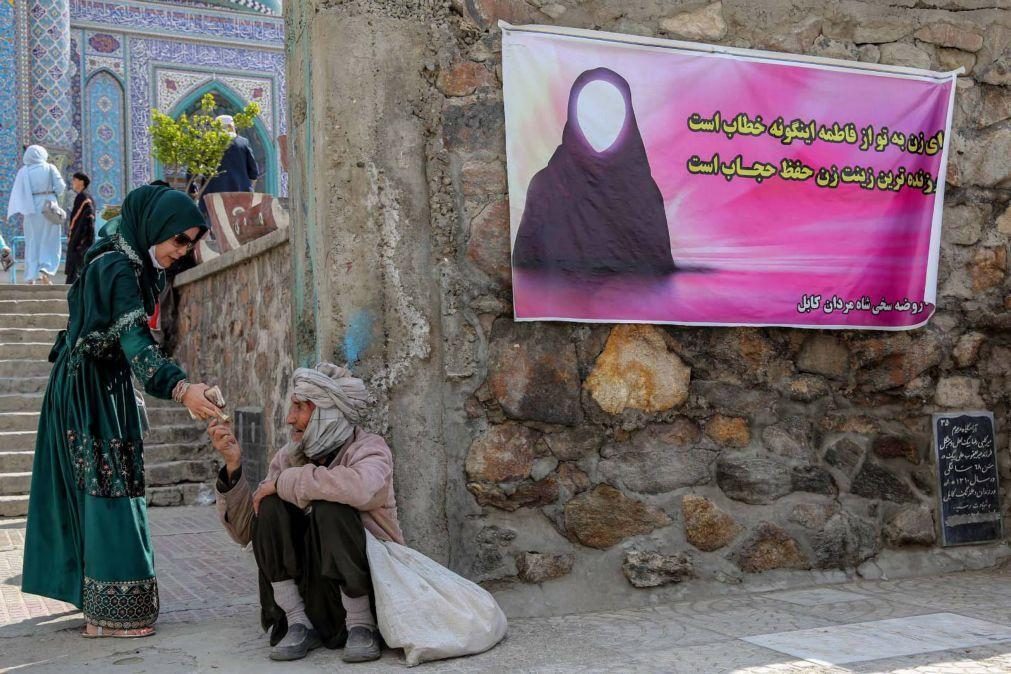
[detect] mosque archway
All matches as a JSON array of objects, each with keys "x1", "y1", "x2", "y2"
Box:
[
  {"x1": 84, "y1": 69, "x2": 128, "y2": 210},
  {"x1": 166, "y1": 82, "x2": 277, "y2": 195}
]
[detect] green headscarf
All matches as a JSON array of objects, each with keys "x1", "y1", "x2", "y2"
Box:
[{"x1": 81, "y1": 185, "x2": 207, "y2": 314}]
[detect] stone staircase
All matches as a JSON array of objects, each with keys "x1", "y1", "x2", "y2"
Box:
[{"x1": 0, "y1": 284, "x2": 219, "y2": 517}]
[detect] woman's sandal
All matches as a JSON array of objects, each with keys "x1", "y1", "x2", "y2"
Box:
[{"x1": 81, "y1": 625, "x2": 156, "y2": 638}]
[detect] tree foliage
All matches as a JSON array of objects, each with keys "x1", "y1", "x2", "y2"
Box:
[{"x1": 149, "y1": 93, "x2": 260, "y2": 201}]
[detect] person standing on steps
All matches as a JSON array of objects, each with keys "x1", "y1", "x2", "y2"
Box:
[
  {"x1": 21, "y1": 184, "x2": 223, "y2": 638},
  {"x1": 64, "y1": 172, "x2": 95, "y2": 286},
  {"x1": 6, "y1": 145, "x2": 66, "y2": 285}
]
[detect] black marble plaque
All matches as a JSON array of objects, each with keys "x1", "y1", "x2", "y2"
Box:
[
  {"x1": 235, "y1": 407, "x2": 267, "y2": 489},
  {"x1": 932, "y1": 411, "x2": 1002, "y2": 546}
]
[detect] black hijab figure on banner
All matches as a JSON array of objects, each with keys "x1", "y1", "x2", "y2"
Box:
[{"x1": 512, "y1": 68, "x2": 676, "y2": 275}]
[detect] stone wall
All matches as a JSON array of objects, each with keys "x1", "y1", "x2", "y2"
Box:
[
  {"x1": 173, "y1": 228, "x2": 294, "y2": 454},
  {"x1": 286, "y1": 0, "x2": 1011, "y2": 617}
]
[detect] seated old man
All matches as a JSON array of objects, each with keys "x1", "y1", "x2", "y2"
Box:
[{"x1": 209, "y1": 363, "x2": 402, "y2": 664}]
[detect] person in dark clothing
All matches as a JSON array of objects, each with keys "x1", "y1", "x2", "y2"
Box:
[
  {"x1": 64, "y1": 172, "x2": 95, "y2": 285},
  {"x1": 195, "y1": 115, "x2": 259, "y2": 217}
]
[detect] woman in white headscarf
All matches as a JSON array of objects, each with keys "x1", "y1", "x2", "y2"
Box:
[{"x1": 7, "y1": 146, "x2": 66, "y2": 284}]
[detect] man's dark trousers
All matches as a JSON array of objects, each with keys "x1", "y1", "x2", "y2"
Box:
[{"x1": 252, "y1": 495, "x2": 373, "y2": 648}]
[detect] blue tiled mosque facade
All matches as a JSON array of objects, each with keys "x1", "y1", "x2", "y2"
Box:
[{"x1": 1, "y1": 0, "x2": 286, "y2": 244}]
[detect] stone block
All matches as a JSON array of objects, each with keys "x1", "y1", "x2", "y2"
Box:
[
  {"x1": 465, "y1": 423, "x2": 545, "y2": 483},
  {"x1": 622, "y1": 551, "x2": 694, "y2": 588},
  {"x1": 954, "y1": 127, "x2": 1011, "y2": 187},
  {"x1": 515, "y1": 552, "x2": 574, "y2": 583},
  {"x1": 600, "y1": 423, "x2": 717, "y2": 494},
  {"x1": 879, "y1": 42, "x2": 931, "y2": 70},
  {"x1": 762, "y1": 420, "x2": 815, "y2": 462},
  {"x1": 797, "y1": 334, "x2": 849, "y2": 379},
  {"x1": 850, "y1": 461, "x2": 917, "y2": 503},
  {"x1": 460, "y1": 156, "x2": 507, "y2": 198},
  {"x1": 979, "y1": 58, "x2": 1011, "y2": 86},
  {"x1": 682, "y1": 494, "x2": 742, "y2": 552},
  {"x1": 585, "y1": 325, "x2": 691, "y2": 415},
  {"x1": 564, "y1": 485, "x2": 671, "y2": 549},
  {"x1": 778, "y1": 374, "x2": 831, "y2": 402},
  {"x1": 937, "y1": 48, "x2": 976, "y2": 74},
  {"x1": 544, "y1": 427, "x2": 605, "y2": 461},
  {"x1": 884, "y1": 506, "x2": 936, "y2": 545},
  {"x1": 811, "y1": 512, "x2": 879, "y2": 568},
  {"x1": 914, "y1": 23, "x2": 984, "y2": 52},
  {"x1": 809, "y1": 35, "x2": 860, "y2": 61},
  {"x1": 734, "y1": 522, "x2": 809, "y2": 573},
  {"x1": 857, "y1": 333, "x2": 943, "y2": 392},
  {"x1": 789, "y1": 502, "x2": 840, "y2": 529},
  {"x1": 791, "y1": 465, "x2": 837, "y2": 495},
  {"x1": 822, "y1": 14, "x2": 914, "y2": 44},
  {"x1": 953, "y1": 331, "x2": 986, "y2": 368},
  {"x1": 705, "y1": 414, "x2": 751, "y2": 448},
  {"x1": 969, "y1": 247, "x2": 1007, "y2": 292},
  {"x1": 659, "y1": 1, "x2": 727, "y2": 41},
  {"x1": 934, "y1": 375, "x2": 985, "y2": 408},
  {"x1": 467, "y1": 199, "x2": 512, "y2": 286},
  {"x1": 554, "y1": 462, "x2": 591, "y2": 498},
  {"x1": 942, "y1": 204, "x2": 986, "y2": 246},
  {"x1": 437, "y1": 61, "x2": 492, "y2": 97},
  {"x1": 872, "y1": 435, "x2": 920, "y2": 464},
  {"x1": 443, "y1": 100, "x2": 505, "y2": 152},
  {"x1": 998, "y1": 205, "x2": 1011, "y2": 236},
  {"x1": 716, "y1": 455, "x2": 792, "y2": 504},
  {"x1": 468, "y1": 476, "x2": 560, "y2": 512},
  {"x1": 823, "y1": 438, "x2": 865, "y2": 477},
  {"x1": 488, "y1": 321, "x2": 583, "y2": 425}
]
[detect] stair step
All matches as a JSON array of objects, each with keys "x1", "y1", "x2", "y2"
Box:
[
  {"x1": 0, "y1": 328, "x2": 61, "y2": 343},
  {"x1": 147, "y1": 482, "x2": 217, "y2": 507},
  {"x1": 0, "y1": 314, "x2": 68, "y2": 329},
  {"x1": 0, "y1": 360, "x2": 53, "y2": 378},
  {"x1": 0, "y1": 443, "x2": 210, "y2": 472},
  {"x1": 0, "y1": 413, "x2": 39, "y2": 432},
  {"x1": 0, "y1": 299, "x2": 69, "y2": 314},
  {"x1": 0, "y1": 424, "x2": 207, "y2": 451},
  {"x1": 0, "y1": 481, "x2": 220, "y2": 516},
  {"x1": 0, "y1": 494, "x2": 28, "y2": 517},
  {"x1": 0, "y1": 431, "x2": 36, "y2": 451},
  {"x1": 0, "y1": 285, "x2": 70, "y2": 300},
  {"x1": 0, "y1": 394, "x2": 43, "y2": 413},
  {"x1": 146, "y1": 459, "x2": 220, "y2": 487},
  {"x1": 0, "y1": 343, "x2": 52, "y2": 360},
  {"x1": 0, "y1": 376, "x2": 50, "y2": 394},
  {"x1": 0, "y1": 471, "x2": 30, "y2": 496},
  {"x1": 0, "y1": 451, "x2": 34, "y2": 472}
]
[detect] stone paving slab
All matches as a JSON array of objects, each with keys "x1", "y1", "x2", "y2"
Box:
[{"x1": 2, "y1": 506, "x2": 1011, "y2": 672}]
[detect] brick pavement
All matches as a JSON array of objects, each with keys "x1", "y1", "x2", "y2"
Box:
[{"x1": 2, "y1": 506, "x2": 1011, "y2": 672}]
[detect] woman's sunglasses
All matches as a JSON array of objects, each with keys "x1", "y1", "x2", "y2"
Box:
[{"x1": 171, "y1": 233, "x2": 197, "y2": 251}]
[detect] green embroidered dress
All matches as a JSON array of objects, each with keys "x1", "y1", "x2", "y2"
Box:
[{"x1": 22, "y1": 186, "x2": 206, "y2": 628}]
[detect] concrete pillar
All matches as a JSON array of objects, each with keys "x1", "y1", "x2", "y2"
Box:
[
  {"x1": 286, "y1": 1, "x2": 448, "y2": 560},
  {"x1": 26, "y1": 0, "x2": 75, "y2": 156}
]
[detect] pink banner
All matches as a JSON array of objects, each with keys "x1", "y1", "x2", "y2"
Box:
[{"x1": 502, "y1": 24, "x2": 958, "y2": 329}]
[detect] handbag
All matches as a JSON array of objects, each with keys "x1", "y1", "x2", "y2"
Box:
[{"x1": 41, "y1": 169, "x2": 66, "y2": 224}]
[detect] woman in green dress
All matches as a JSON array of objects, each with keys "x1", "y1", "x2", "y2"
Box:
[{"x1": 22, "y1": 185, "x2": 224, "y2": 638}]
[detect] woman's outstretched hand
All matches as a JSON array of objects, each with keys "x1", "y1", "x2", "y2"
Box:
[{"x1": 182, "y1": 382, "x2": 222, "y2": 420}]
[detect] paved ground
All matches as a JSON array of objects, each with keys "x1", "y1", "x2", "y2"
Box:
[{"x1": 3, "y1": 506, "x2": 1011, "y2": 672}]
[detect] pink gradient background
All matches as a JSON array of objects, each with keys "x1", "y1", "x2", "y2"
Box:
[{"x1": 503, "y1": 32, "x2": 956, "y2": 328}]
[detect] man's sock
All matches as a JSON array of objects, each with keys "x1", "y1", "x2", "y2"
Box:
[
  {"x1": 271, "y1": 579, "x2": 311, "y2": 630},
  {"x1": 341, "y1": 589, "x2": 376, "y2": 630}
]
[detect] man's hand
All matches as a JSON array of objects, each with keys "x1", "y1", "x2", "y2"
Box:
[
  {"x1": 252, "y1": 480, "x2": 277, "y2": 516},
  {"x1": 208, "y1": 418, "x2": 241, "y2": 478}
]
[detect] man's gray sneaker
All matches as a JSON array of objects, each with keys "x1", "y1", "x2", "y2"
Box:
[
  {"x1": 270, "y1": 623, "x2": 322, "y2": 661},
  {"x1": 342, "y1": 625, "x2": 381, "y2": 663}
]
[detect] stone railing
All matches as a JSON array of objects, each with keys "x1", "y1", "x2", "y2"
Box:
[{"x1": 172, "y1": 227, "x2": 293, "y2": 478}]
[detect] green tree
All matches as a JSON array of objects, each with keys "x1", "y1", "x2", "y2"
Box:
[{"x1": 149, "y1": 93, "x2": 261, "y2": 202}]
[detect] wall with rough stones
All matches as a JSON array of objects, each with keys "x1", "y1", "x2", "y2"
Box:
[
  {"x1": 173, "y1": 230, "x2": 294, "y2": 455},
  {"x1": 286, "y1": 0, "x2": 1011, "y2": 617}
]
